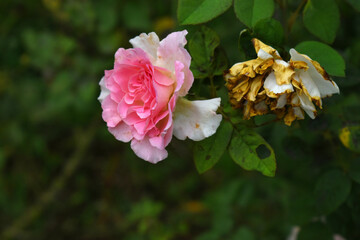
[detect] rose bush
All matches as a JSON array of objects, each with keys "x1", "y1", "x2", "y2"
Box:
[{"x1": 99, "y1": 31, "x2": 222, "y2": 163}]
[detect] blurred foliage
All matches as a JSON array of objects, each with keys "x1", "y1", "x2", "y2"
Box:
[{"x1": 1, "y1": 0, "x2": 360, "y2": 239}]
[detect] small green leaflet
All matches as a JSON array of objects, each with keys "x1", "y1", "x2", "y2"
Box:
[
  {"x1": 189, "y1": 26, "x2": 228, "y2": 78},
  {"x1": 177, "y1": 0, "x2": 233, "y2": 25},
  {"x1": 234, "y1": 0, "x2": 274, "y2": 28},
  {"x1": 194, "y1": 121, "x2": 233, "y2": 174},
  {"x1": 253, "y1": 18, "x2": 284, "y2": 47},
  {"x1": 229, "y1": 128, "x2": 276, "y2": 177},
  {"x1": 303, "y1": 0, "x2": 340, "y2": 43}
]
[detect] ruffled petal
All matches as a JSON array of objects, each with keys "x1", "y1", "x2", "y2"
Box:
[
  {"x1": 101, "y1": 96, "x2": 121, "y2": 128},
  {"x1": 173, "y1": 97, "x2": 222, "y2": 141},
  {"x1": 114, "y1": 48, "x2": 151, "y2": 67},
  {"x1": 108, "y1": 122, "x2": 133, "y2": 142},
  {"x1": 272, "y1": 60, "x2": 295, "y2": 85},
  {"x1": 156, "y1": 30, "x2": 193, "y2": 97},
  {"x1": 295, "y1": 70, "x2": 321, "y2": 101},
  {"x1": 257, "y1": 49, "x2": 273, "y2": 60},
  {"x1": 131, "y1": 137, "x2": 168, "y2": 164},
  {"x1": 264, "y1": 72, "x2": 294, "y2": 97},
  {"x1": 275, "y1": 93, "x2": 288, "y2": 108},
  {"x1": 297, "y1": 91, "x2": 316, "y2": 119},
  {"x1": 129, "y1": 32, "x2": 160, "y2": 63},
  {"x1": 290, "y1": 48, "x2": 339, "y2": 97}
]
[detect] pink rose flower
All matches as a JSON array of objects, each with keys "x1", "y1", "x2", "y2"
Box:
[{"x1": 98, "y1": 31, "x2": 222, "y2": 163}]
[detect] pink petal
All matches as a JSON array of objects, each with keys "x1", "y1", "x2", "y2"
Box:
[
  {"x1": 157, "y1": 30, "x2": 189, "y2": 72},
  {"x1": 156, "y1": 31, "x2": 193, "y2": 97},
  {"x1": 108, "y1": 122, "x2": 133, "y2": 142},
  {"x1": 101, "y1": 96, "x2": 121, "y2": 128},
  {"x1": 153, "y1": 67, "x2": 175, "y2": 86},
  {"x1": 177, "y1": 62, "x2": 194, "y2": 97},
  {"x1": 174, "y1": 61, "x2": 185, "y2": 92},
  {"x1": 114, "y1": 48, "x2": 151, "y2": 67},
  {"x1": 152, "y1": 81, "x2": 174, "y2": 115},
  {"x1": 131, "y1": 138, "x2": 168, "y2": 163},
  {"x1": 113, "y1": 65, "x2": 140, "y2": 93}
]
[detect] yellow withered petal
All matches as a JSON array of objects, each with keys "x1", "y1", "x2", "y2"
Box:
[
  {"x1": 264, "y1": 72, "x2": 294, "y2": 98},
  {"x1": 232, "y1": 80, "x2": 251, "y2": 101},
  {"x1": 290, "y1": 60, "x2": 309, "y2": 71},
  {"x1": 253, "y1": 58, "x2": 274, "y2": 74},
  {"x1": 252, "y1": 38, "x2": 281, "y2": 59},
  {"x1": 311, "y1": 59, "x2": 331, "y2": 80},
  {"x1": 272, "y1": 60, "x2": 295, "y2": 85},
  {"x1": 275, "y1": 93, "x2": 288, "y2": 109},
  {"x1": 284, "y1": 106, "x2": 304, "y2": 126},
  {"x1": 296, "y1": 90, "x2": 317, "y2": 119},
  {"x1": 243, "y1": 100, "x2": 269, "y2": 119},
  {"x1": 229, "y1": 60, "x2": 257, "y2": 78},
  {"x1": 246, "y1": 75, "x2": 265, "y2": 101},
  {"x1": 290, "y1": 93, "x2": 301, "y2": 107}
]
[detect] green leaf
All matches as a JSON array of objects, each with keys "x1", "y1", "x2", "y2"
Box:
[
  {"x1": 339, "y1": 126, "x2": 360, "y2": 153},
  {"x1": 189, "y1": 26, "x2": 220, "y2": 67},
  {"x1": 253, "y1": 18, "x2": 284, "y2": 47},
  {"x1": 346, "y1": 0, "x2": 360, "y2": 12},
  {"x1": 234, "y1": 0, "x2": 274, "y2": 28},
  {"x1": 295, "y1": 41, "x2": 345, "y2": 77},
  {"x1": 212, "y1": 48, "x2": 229, "y2": 76},
  {"x1": 229, "y1": 128, "x2": 276, "y2": 177},
  {"x1": 177, "y1": 0, "x2": 233, "y2": 25},
  {"x1": 194, "y1": 121, "x2": 233, "y2": 173},
  {"x1": 314, "y1": 170, "x2": 351, "y2": 215},
  {"x1": 303, "y1": 0, "x2": 340, "y2": 43},
  {"x1": 189, "y1": 26, "x2": 227, "y2": 78},
  {"x1": 349, "y1": 159, "x2": 360, "y2": 184}
]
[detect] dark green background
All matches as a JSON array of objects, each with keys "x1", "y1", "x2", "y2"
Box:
[{"x1": 1, "y1": 0, "x2": 360, "y2": 239}]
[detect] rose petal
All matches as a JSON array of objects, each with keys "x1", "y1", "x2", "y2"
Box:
[
  {"x1": 115, "y1": 48, "x2": 151, "y2": 68},
  {"x1": 293, "y1": 106, "x2": 304, "y2": 119},
  {"x1": 131, "y1": 137, "x2": 168, "y2": 164},
  {"x1": 276, "y1": 93, "x2": 288, "y2": 108},
  {"x1": 148, "y1": 125, "x2": 173, "y2": 150},
  {"x1": 257, "y1": 49, "x2": 273, "y2": 60},
  {"x1": 290, "y1": 48, "x2": 340, "y2": 97},
  {"x1": 108, "y1": 122, "x2": 133, "y2": 142},
  {"x1": 297, "y1": 91, "x2": 316, "y2": 119},
  {"x1": 129, "y1": 32, "x2": 160, "y2": 63},
  {"x1": 264, "y1": 72, "x2": 294, "y2": 97},
  {"x1": 295, "y1": 70, "x2": 321, "y2": 101},
  {"x1": 153, "y1": 67, "x2": 176, "y2": 86},
  {"x1": 173, "y1": 97, "x2": 222, "y2": 141},
  {"x1": 272, "y1": 60, "x2": 295, "y2": 85},
  {"x1": 101, "y1": 96, "x2": 121, "y2": 127},
  {"x1": 156, "y1": 30, "x2": 194, "y2": 96}
]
